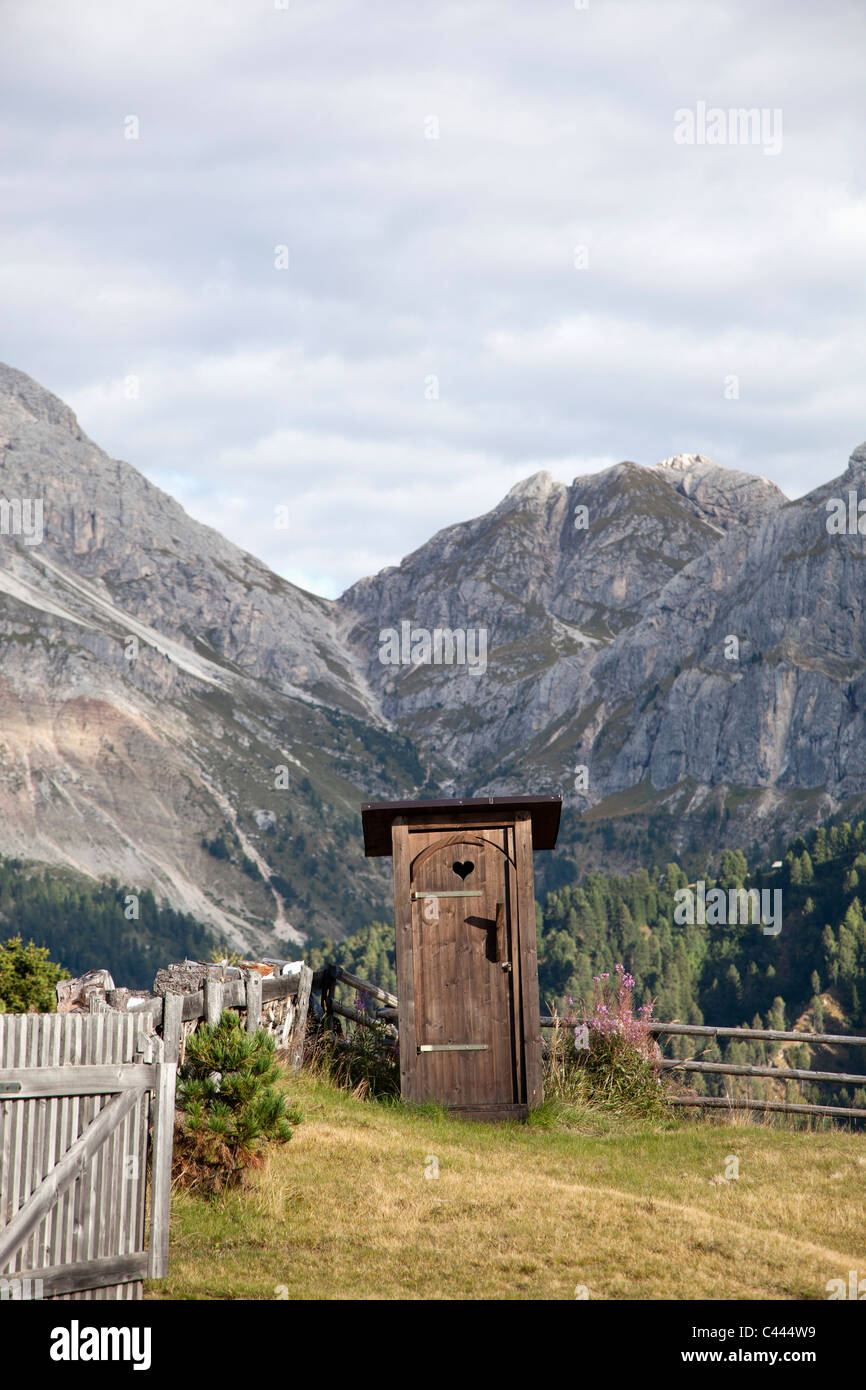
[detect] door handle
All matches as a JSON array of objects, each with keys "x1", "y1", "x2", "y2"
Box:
[
  {"x1": 494, "y1": 902, "x2": 506, "y2": 963},
  {"x1": 500, "y1": 961, "x2": 512, "y2": 973}
]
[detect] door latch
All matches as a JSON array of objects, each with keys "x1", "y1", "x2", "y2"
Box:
[{"x1": 500, "y1": 961, "x2": 512, "y2": 972}]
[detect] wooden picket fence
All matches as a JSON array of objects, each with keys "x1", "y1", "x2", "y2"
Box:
[
  {"x1": 0, "y1": 1010, "x2": 173, "y2": 1301},
  {"x1": 0, "y1": 957, "x2": 316, "y2": 1302},
  {"x1": 108, "y1": 962, "x2": 316, "y2": 1068}
]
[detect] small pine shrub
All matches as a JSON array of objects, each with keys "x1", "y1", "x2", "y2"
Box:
[{"x1": 174, "y1": 1011, "x2": 300, "y2": 1194}]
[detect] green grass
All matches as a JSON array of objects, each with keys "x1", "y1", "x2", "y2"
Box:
[{"x1": 147, "y1": 1068, "x2": 866, "y2": 1301}]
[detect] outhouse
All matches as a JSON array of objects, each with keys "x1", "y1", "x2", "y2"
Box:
[{"x1": 361, "y1": 794, "x2": 561, "y2": 1121}]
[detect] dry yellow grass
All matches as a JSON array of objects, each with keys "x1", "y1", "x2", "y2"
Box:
[{"x1": 147, "y1": 1070, "x2": 866, "y2": 1301}]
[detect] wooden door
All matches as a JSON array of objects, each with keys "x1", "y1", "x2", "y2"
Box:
[{"x1": 408, "y1": 828, "x2": 519, "y2": 1109}]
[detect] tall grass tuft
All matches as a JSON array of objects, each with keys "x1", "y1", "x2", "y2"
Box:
[
  {"x1": 544, "y1": 964, "x2": 671, "y2": 1120},
  {"x1": 306, "y1": 993, "x2": 401, "y2": 1101}
]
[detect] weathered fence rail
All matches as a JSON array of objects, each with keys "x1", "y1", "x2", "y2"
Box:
[
  {"x1": 667, "y1": 1096, "x2": 866, "y2": 1119},
  {"x1": 310, "y1": 964, "x2": 399, "y2": 1045},
  {"x1": 659, "y1": 1057, "x2": 866, "y2": 1086},
  {"x1": 538, "y1": 1014, "x2": 866, "y2": 1120},
  {"x1": 539, "y1": 1016, "x2": 866, "y2": 1048},
  {"x1": 648, "y1": 1021, "x2": 866, "y2": 1046}
]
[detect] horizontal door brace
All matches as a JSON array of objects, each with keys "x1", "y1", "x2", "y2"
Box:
[
  {"x1": 411, "y1": 890, "x2": 482, "y2": 900},
  {"x1": 417, "y1": 1043, "x2": 489, "y2": 1053}
]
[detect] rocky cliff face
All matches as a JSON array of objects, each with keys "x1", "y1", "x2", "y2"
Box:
[
  {"x1": 0, "y1": 364, "x2": 404, "y2": 948},
  {"x1": 337, "y1": 453, "x2": 788, "y2": 790},
  {"x1": 0, "y1": 364, "x2": 373, "y2": 716},
  {"x1": 1, "y1": 360, "x2": 864, "y2": 945},
  {"x1": 569, "y1": 447, "x2": 866, "y2": 802}
]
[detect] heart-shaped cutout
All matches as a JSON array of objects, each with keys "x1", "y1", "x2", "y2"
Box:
[{"x1": 452, "y1": 860, "x2": 475, "y2": 880}]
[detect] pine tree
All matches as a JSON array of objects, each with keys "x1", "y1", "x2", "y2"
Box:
[
  {"x1": 812, "y1": 828, "x2": 829, "y2": 864},
  {"x1": 767, "y1": 996, "x2": 786, "y2": 1032},
  {"x1": 174, "y1": 1011, "x2": 299, "y2": 1193},
  {"x1": 0, "y1": 936, "x2": 69, "y2": 1013}
]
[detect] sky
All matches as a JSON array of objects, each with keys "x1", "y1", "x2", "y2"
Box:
[{"x1": 2, "y1": 0, "x2": 865, "y2": 598}]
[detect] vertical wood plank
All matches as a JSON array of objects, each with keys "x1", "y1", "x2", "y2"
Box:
[
  {"x1": 123, "y1": 1015, "x2": 146, "y2": 1300},
  {"x1": 134, "y1": 1017, "x2": 151, "y2": 1301},
  {"x1": 56, "y1": 1014, "x2": 75, "y2": 1283},
  {"x1": 147, "y1": 1038, "x2": 176, "y2": 1280},
  {"x1": 37, "y1": 1015, "x2": 61, "y2": 1271},
  {"x1": 34, "y1": 1016, "x2": 56, "y2": 1265},
  {"x1": 162, "y1": 992, "x2": 183, "y2": 1064},
  {"x1": 76, "y1": 1011, "x2": 101, "y2": 1272},
  {"x1": 515, "y1": 814, "x2": 543, "y2": 1109},
  {"x1": 505, "y1": 827, "x2": 525, "y2": 1108},
  {"x1": 7, "y1": 1016, "x2": 27, "y2": 1268},
  {"x1": 244, "y1": 971, "x2": 263, "y2": 1035},
  {"x1": 204, "y1": 979, "x2": 223, "y2": 1027},
  {"x1": 392, "y1": 818, "x2": 417, "y2": 1102},
  {"x1": 21, "y1": 1013, "x2": 42, "y2": 1271},
  {"x1": 100, "y1": 1017, "x2": 122, "y2": 1294},
  {"x1": 288, "y1": 966, "x2": 313, "y2": 1070}
]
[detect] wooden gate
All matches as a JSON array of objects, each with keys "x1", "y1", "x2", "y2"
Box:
[{"x1": 0, "y1": 1011, "x2": 175, "y2": 1300}]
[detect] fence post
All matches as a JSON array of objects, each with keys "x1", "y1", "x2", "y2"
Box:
[
  {"x1": 289, "y1": 965, "x2": 313, "y2": 1070},
  {"x1": 147, "y1": 1033, "x2": 176, "y2": 1280},
  {"x1": 244, "y1": 970, "x2": 263, "y2": 1034},
  {"x1": 204, "y1": 979, "x2": 223, "y2": 1027},
  {"x1": 162, "y1": 991, "x2": 183, "y2": 1064}
]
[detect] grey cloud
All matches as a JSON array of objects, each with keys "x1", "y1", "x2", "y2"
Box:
[{"x1": 1, "y1": 0, "x2": 864, "y2": 595}]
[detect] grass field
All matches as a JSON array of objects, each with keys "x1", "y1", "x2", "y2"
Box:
[{"x1": 146, "y1": 1067, "x2": 866, "y2": 1301}]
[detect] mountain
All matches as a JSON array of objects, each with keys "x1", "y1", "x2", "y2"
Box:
[
  {"x1": 340, "y1": 443, "x2": 866, "y2": 877},
  {"x1": 1, "y1": 360, "x2": 865, "y2": 954},
  {"x1": 0, "y1": 363, "x2": 412, "y2": 950},
  {"x1": 338, "y1": 454, "x2": 786, "y2": 788}
]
